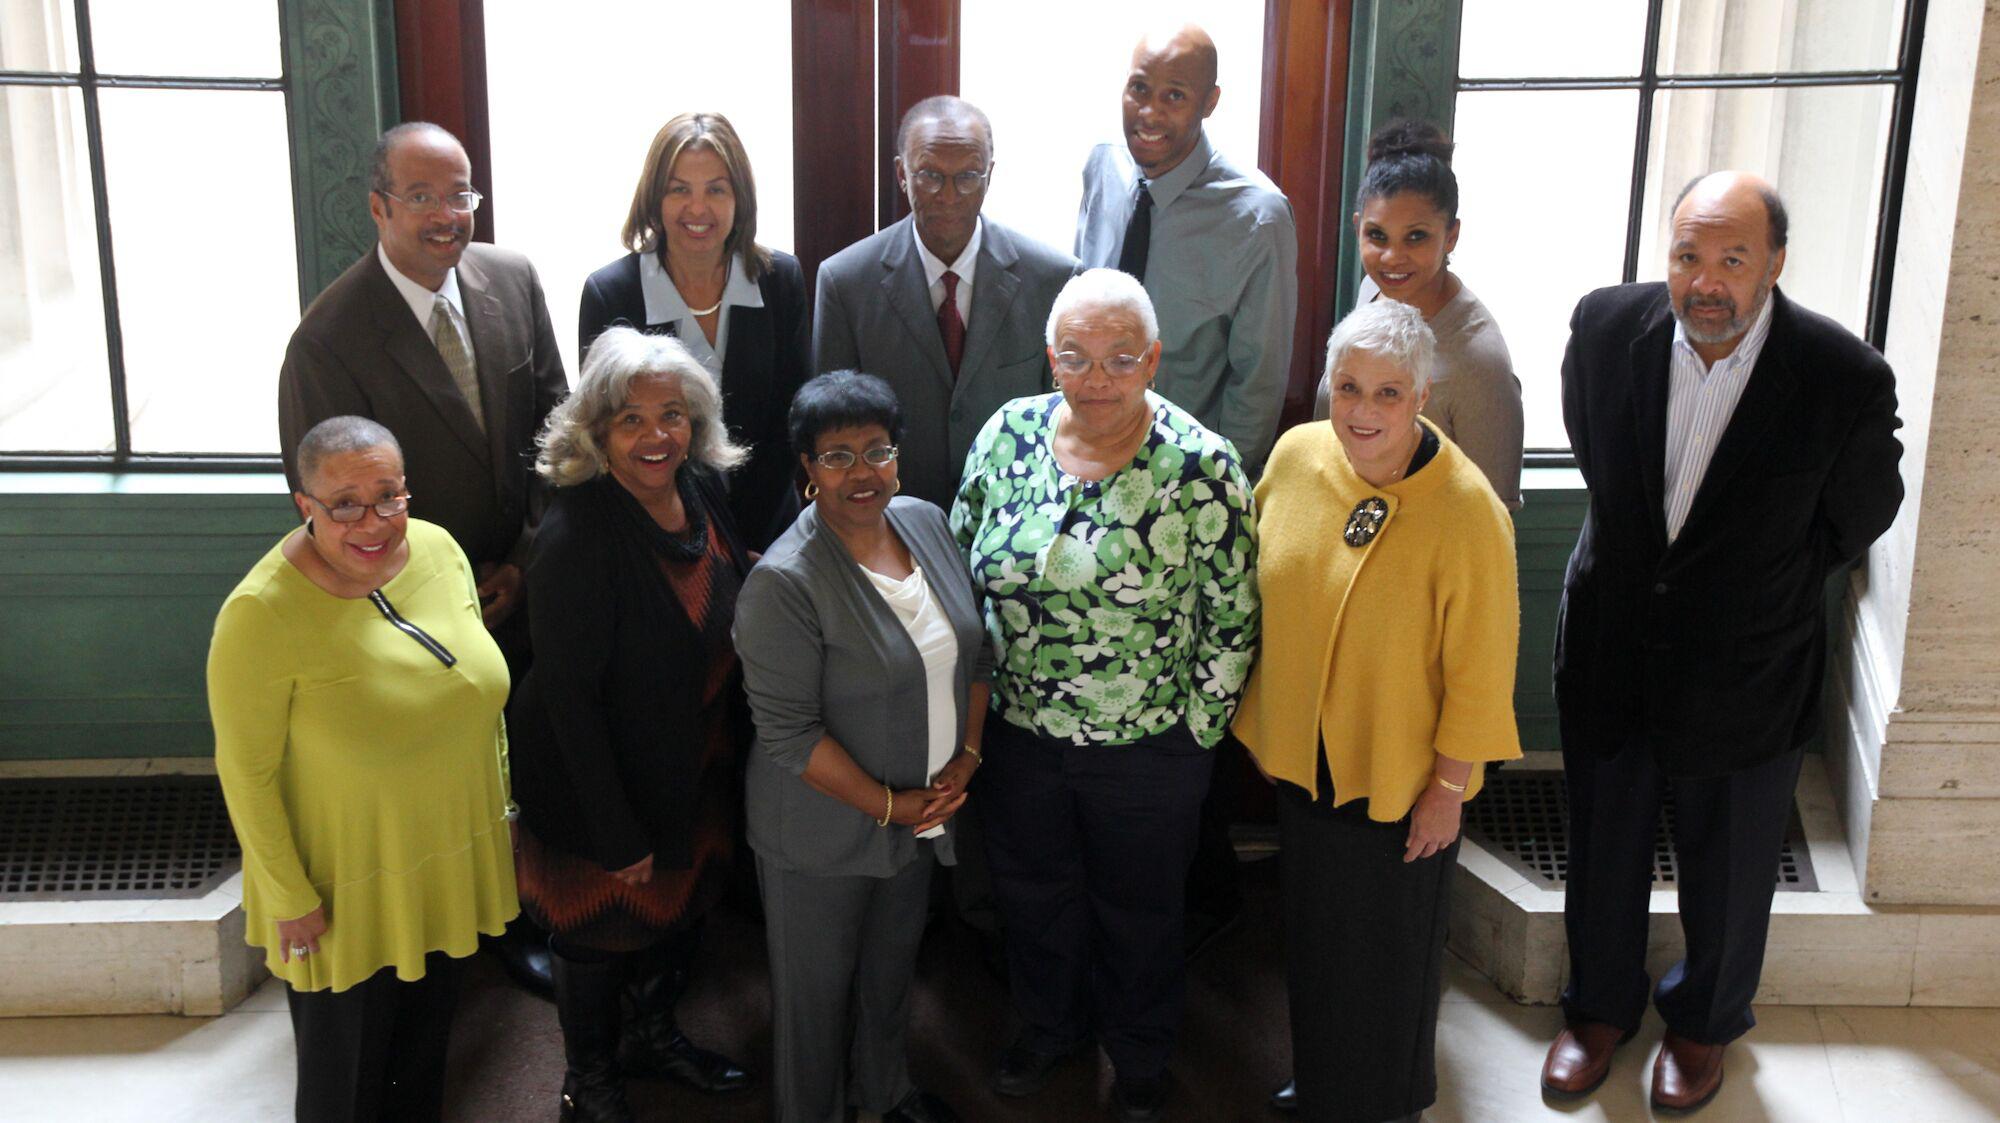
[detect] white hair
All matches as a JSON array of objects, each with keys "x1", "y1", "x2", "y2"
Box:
[
  {"x1": 1323, "y1": 299, "x2": 1439, "y2": 392},
  {"x1": 1045, "y1": 267, "x2": 1160, "y2": 348},
  {"x1": 535, "y1": 326, "x2": 747, "y2": 486}
]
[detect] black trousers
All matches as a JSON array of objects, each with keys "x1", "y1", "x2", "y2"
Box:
[
  {"x1": 979, "y1": 717, "x2": 1214, "y2": 1081},
  {"x1": 1277, "y1": 783, "x2": 1456, "y2": 1123},
  {"x1": 1184, "y1": 734, "x2": 1247, "y2": 926},
  {"x1": 1560, "y1": 741, "x2": 1804, "y2": 1044},
  {"x1": 284, "y1": 950, "x2": 466, "y2": 1123}
]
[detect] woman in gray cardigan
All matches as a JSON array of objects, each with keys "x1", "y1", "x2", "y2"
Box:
[{"x1": 734, "y1": 371, "x2": 991, "y2": 1123}]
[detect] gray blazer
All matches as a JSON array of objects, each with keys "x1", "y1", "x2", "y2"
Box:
[
  {"x1": 735, "y1": 497, "x2": 994, "y2": 877},
  {"x1": 813, "y1": 216, "x2": 1079, "y2": 508}
]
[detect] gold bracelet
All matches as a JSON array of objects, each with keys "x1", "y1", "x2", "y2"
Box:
[
  {"x1": 1435, "y1": 774, "x2": 1467, "y2": 794},
  {"x1": 964, "y1": 744, "x2": 982, "y2": 765},
  {"x1": 876, "y1": 783, "x2": 893, "y2": 827}
]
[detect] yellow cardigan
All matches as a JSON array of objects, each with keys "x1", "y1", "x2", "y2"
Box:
[{"x1": 1232, "y1": 419, "x2": 1522, "y2": 820}]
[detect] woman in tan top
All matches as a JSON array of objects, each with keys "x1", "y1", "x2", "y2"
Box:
[{"x1": 1315, "y1": 119, "x2": 1525, "y2": 511}]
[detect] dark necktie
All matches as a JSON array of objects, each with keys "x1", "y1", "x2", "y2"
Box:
[
  {"x1": 939, "y1": 270, "x2": 966, "y2": 376},
  {"x1": 1116, "y1": 179, "x2": 1153, "y2": 282}
]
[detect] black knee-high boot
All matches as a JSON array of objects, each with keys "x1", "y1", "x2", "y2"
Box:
[
  {"x1": 618, "y1": 929, "x2": 750, "y2": 1093},
  {"x1": 552, "y1": 947, "x2": 634, "y2": 1123}
]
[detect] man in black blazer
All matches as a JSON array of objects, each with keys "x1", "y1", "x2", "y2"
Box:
[
  {"x1": 1544, "y1": 172, "x2": 1902, "y2": 1110},
  {"x1": 813, "y1": 96, "x2": 1079, "y2": 508},
  {"x1": 277, "y1": 121, "x2": 567, "y2": 993}
]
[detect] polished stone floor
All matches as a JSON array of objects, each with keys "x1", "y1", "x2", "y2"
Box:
[{"x1": 4, "y1": 858, "x2": 2000, "y2": 1122}]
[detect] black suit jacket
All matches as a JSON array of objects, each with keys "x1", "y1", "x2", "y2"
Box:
[
  {"x1": 1554, "y1": 284, "x2": 1903, "y2": 777},
  {"x1": 508, "y1": 469, "x2": 752, "y2": 871},
  {"x1": 578, "y1": 250, "x2": 810, "y2": 553},
  {"x1": 278, "y1": 245, "x2": 568, "y2": 569}
]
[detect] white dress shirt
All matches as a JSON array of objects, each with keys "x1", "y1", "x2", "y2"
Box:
[
  {"x1": 863, "y1": 563, "x2": 958, "y2": 839},
  {"x1": 638, "y1": 252, "x2": 765, "y2": 380},
  {"x1": 378, "y1": 243, "x2": 477, "y2": 370},
  {"x1": 913, "y1": 217, "x2": 981, "y2": 325},
  {"x1": 1662, "y1": 292, "x2": 1776, "y2": 542}
]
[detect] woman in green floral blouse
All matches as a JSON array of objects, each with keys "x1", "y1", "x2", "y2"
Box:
[{"x1": 950, "y1": 268, "x2": 1258, "y2": 1122}]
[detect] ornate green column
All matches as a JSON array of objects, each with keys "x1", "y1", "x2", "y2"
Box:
[{"x1": 282, "y1": 0, "x2": 399, "y2": 307}]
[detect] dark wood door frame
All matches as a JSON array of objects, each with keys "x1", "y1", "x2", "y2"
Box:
[{"x1": 393, "y1": 0, "x2": 497, "y2": 242}]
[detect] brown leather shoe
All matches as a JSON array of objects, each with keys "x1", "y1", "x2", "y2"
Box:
[
  {"x1": 1540, "y1": 1020, "x2": 1631, "y2": 1095},
  {"x1": 1651, "y1": 1032, "x2": 1726, "y2": 1111}
]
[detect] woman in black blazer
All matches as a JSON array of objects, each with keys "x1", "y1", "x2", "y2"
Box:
[
  {"x1": 512, "y1": 327, "x2": 755, "y2": 1121},
  {"x1": 579, "y1": 110, "x2": 809, "y2": 553}
]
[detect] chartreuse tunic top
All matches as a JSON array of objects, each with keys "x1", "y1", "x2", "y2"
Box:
[
  {"x1": 208, "y1": 519, "x2": 519, "y2": 992},
  {"x1": 950, "y1": 391, "x2": 1259, "y2": 748},
  {"x1": 1232, "y1": 419, "x2": 1522, "y2": 821}
]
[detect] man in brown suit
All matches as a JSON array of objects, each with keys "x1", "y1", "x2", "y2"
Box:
[
  {"x1": 279, "y1": 121, "x2": 566, "y2": 650},
  {"x1": 278, "y1": 121, "x2": 567, "y2": 994}
]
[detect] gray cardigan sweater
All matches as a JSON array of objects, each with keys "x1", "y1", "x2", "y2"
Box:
[{"x1": 734, "y1": 496, "x2": 994, "y2": 877}]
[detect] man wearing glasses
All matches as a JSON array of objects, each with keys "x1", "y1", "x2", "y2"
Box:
[
  {"x1": 814, "y1": 95, "x2": 1079, "y2": 509},
  {"x1": 277, "y1": 121, "x2": 567, "y2": 995}
]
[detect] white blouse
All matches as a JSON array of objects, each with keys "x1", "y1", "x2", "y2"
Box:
[{"x1": 862, "y1": 565, "x2": 958, "y2": 836}]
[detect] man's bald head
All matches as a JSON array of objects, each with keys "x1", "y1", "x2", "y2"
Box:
[
  {"x1": 1672, "y1": 170, "x2": 1788, "y2": 252},
  {"x1": 1132, "y1": 23, "x2": 1218, "y2": 92},
  {"x1": 897, "y1": 95, "x2": 994, "y2": 163}
]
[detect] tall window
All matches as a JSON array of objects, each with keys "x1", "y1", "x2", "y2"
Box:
[
  {"x1": 484, "y1": 0, "x2": 796, "y2": 381},
  {"x1": 0, "y1": 0, "x2": 300, "y2": 457},
  {"x1": 961, "y1": 2, "x2": 1267, "y2": 256},
  {"x1": 1449, "y1": 0, "x2": 1919, "y2": 451}
]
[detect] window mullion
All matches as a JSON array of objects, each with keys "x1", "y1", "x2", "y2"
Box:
[
  {"x1": 1867, "y1": 0, "x2": 1931, "y2": 349},
  {"x1": 70, "y1": 0, "x2": 132, "y2": 461},
  {"x1": 1620, "y1": 0, "x2": 1668, "y2": 286}
]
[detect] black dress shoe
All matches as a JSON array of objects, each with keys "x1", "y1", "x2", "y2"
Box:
[
  {"x1": 992, "y1": 1039, "x2": 1086, "y2": 1097},
  {"x1": 882, "y1": 1089, "x2": 960, "y2": 1123},
  {"x1": 484, "y1": 928, "x2": 555, "y2": 1000},
  {"x1": 1111, "y1": 1076, "x2": 1168, "y2": 1122},
  {"x1": 1269, "y1": 1078, "x2": 1297, "y2": 1112}
]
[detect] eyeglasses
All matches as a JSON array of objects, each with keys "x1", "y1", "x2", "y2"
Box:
[
  {"x1": 306, "y1": 493, "x2": 412, "y2": 523},
  {"x1": 378, "y1": 189, "x2": 483, "y2": 214},
  {"x1": 909, "y1": 169, "x2": 989, "y2": 196},
  {"x1": 810, "y1": 445, "x2": 900, "y2": 471},
  {"x1": 1053, "y1": 351, "x2": 1148, "y2": 378}
]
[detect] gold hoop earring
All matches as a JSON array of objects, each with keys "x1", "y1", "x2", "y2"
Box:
[
  {"x1": 804, "y1": 482, "x2": 821, "y2": 500},
  {"x1": 891, "y1": 478, "x2": 902, "y2": 495}
]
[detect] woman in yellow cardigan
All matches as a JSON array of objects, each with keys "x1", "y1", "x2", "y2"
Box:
[
  {"x1": 208, "y1": 416, "x2": 519, "y2": 1123},
  {"x1": 1234, "y1": 300, "x2": 1521, "y2": 1123}
]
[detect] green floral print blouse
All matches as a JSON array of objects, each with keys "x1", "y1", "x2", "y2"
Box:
[{"x1": 949, "y1": 392, "x2": 1259, "y2": 748}]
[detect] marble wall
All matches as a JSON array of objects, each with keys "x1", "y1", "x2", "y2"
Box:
[{"x1": 1834, "y1": 0, "x2": 2000, "y2": 904}]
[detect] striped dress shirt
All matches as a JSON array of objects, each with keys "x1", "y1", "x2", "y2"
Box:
[{"x1": 1662, "y1": 294, "x2": 1775, "y2": 542}]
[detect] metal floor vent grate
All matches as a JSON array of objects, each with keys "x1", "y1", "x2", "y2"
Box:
[
  {"x1": 0, "y1": 776, "x2": 240, "y2": 901},
  {"x1": 1463, "y1": 770, "x2": 1817, "y2": 892}
]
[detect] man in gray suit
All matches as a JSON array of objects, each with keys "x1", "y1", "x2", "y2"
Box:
[
  {"x1": 277, "y1": 121, "x2": 566, "y2": 995},
  {"x1": 813, "y1": 96, "x2": 1079, "y2": 508}
]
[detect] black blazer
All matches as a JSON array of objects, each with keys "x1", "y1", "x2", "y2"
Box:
[
  {"x1": 578, "y1": 249, "x2": 810, "y2": 553},
  {"x1": 509, "y1": 469, "x2": 752, "y2": 871},
  {"x1": 1554, "y1": 283, "x2": 1903, "y2": 777}
]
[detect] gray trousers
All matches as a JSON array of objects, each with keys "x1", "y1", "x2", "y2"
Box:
[{"x1": 758, "y1": 851, "x2": 934, "y2": 1123}]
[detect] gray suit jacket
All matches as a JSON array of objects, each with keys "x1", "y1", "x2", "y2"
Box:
[
  {"x1": 277, "y1": 244, "x2": 568, "y2": 568},
  {"x1": 812, "y1": 216, "x2": 1078, "y2": 508},
  {"x1": 734, "y1": 497, "x2": 994, "y2": 877}
]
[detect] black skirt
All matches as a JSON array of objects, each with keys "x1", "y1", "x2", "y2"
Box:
[{"x1": 1277, "y1": 781, "x2": 1458, "y2": 1123}]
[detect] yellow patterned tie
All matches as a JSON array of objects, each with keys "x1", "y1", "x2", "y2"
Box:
[{"x1": 429, "y1": 294, "x2": 485, "y2": 433}]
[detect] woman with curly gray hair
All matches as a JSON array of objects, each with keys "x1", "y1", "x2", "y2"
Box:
[{"x1": 510, "y1": 326, "x2": 755, "y2": 1121}]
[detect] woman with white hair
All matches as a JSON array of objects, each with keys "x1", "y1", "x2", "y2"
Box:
[
  {"x1": 510, "y1": 326, "x2": 753, "y2": 1121},
  {"x1": 950, "y1": 267, "x2": 1258, "y2": 1122},
  {"x1": 1233, "y1": 300, "x2": 1522, "y2": 1123}
]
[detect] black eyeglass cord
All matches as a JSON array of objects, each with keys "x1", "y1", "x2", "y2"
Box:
[{"x1": 367, "y1": 590, "x2": 457, "y2": 667}]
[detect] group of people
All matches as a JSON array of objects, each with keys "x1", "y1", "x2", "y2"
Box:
[{"x1": 204, "y1": 17, "x2": 1904, "y2": 1123}]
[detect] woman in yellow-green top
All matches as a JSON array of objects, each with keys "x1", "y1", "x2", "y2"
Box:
[
  {"x1": 208, "y1": 416, "x2": 518, "y2": 1123},
  {"x1": 1232, "y1": 301, "x2": 1520, "y2": 1123}
]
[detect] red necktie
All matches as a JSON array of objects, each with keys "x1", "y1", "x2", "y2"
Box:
[{"x1": 939, "y1": 271, "x2": 966, "y2": 377}]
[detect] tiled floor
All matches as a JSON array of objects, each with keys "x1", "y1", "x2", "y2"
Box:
[{"x1": 6, "y1": 860, "x2": 2000, "y2": 1122}]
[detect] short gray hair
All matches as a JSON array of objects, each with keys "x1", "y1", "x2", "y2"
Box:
[
  {"x1": 1045, "y1": 268, "x2": 1159, "y2": 348},
  {"x1": 1324, "y1": 300, "x2": 1438, "y2": 393},
  {"x1": 535, "y1": 326, "x2": 747, "y2": 486},
  {"x1": 296, "y1": 416, "x2": 402, "y2": 491}
]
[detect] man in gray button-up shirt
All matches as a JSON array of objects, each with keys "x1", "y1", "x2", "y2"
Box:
[{"x1": 1075, "y1": 23, "x2": 1298, "y2": 476}]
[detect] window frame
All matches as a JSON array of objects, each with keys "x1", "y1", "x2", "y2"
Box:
[{"x1": 1456, "y1": 0, "x2": 1930, "y2": 465}]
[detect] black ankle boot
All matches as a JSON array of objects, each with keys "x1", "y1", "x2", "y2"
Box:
[
  {"x1": 617, "y1": 962, "x2": 751, "y2": 1093},
  {"x1": 552, "y1": 949, "x2": 633, "y2": 1123}
]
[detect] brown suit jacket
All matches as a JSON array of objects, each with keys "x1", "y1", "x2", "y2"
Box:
[{"x1": 278, "y1": 244, "x2": 568, "y2": 568}]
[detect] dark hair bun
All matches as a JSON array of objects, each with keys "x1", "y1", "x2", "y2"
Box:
[{"x1": 1367, "y1": 119, "x2": 1454, "y2": 167}]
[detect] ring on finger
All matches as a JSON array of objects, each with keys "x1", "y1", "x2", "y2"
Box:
[{"x1": 290, "y1": 944, "x2": 311, "y2": 958}]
